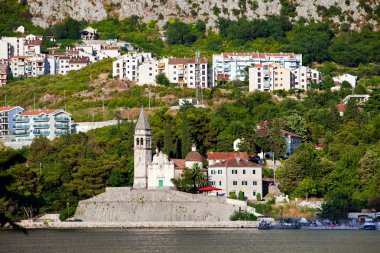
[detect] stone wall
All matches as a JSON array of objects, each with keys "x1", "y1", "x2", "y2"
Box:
[{"x1": 75, "y1": 187, "x2": 246, "y2": 222}]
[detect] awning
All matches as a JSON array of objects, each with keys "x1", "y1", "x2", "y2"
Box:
[{"x1": 198, "y1": 186, "x2": 222, "y2": 191}]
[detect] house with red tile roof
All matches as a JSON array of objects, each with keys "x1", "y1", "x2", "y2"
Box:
[
  {"x1": 207, "y1": 152, "x2": 249, "y2": 166},
  {"x1": 208, "y1": 158, "x2": 263, "y2": 199}
]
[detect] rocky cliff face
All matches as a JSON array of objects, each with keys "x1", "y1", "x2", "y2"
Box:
[{"x1": 27, "y1": 0, "x2": 378, "y2": 29}]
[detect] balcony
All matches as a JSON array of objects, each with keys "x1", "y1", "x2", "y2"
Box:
[
  {"x1": 15, "y1": 118, "x2": 30, "y2": 123},
  {"x1": 55, "y1": 117, "x2": 70, "y2": 122},
  {"x1": 33, "y1": 124, "x2": 49, "y2": 129},
  {"x1": 55, "y1": 123, "x2": 69, "y2": 129},
  {"x1": 33, "y1": 117, "x2": 50, "y2": 122},
  {"x1": 263, "y1": 81, "x2": 271, "y2": 89},
  {"x1": 33, "y1": 131, "x2": 50, "y2": 135},
  {"x1": 14, "y1": 125, "x2": 29, "y2": 130},
  {"x1": 13, "y1": 132, "x2": 29, "y2": 136},
  {"x1": 55, "y1": 131, "x2": 68, "y2": 135}
]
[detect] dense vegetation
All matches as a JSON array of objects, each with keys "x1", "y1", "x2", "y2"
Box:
[{"x1": 1, "y1": 88, "x2": 379, "y2": 221}]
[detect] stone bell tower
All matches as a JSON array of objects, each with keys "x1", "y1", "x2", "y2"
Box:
[{"x1": 133, "y1": 108, "x2": 152, "y2": 189}]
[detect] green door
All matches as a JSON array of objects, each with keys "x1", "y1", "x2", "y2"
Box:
[{"x1": 159, "y1": 179, "x2": 164, "y2": 187}]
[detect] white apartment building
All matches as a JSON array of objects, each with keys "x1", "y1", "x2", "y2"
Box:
[
  {"x1": 208, "y1": 158, "x2": 263, "y2": 200},
  {"x1": 0, "y1": 106, "x2": 24, "y2": 138},
  {"x1": 13, "y1": 109, "x2": 71, "y2": 142},
  {"x1": 249, "y1": 63, "x2": 292, "y2": 92},
  {"x1": 167, "y1": 58, "x2": 210, "y2": 88},
  {"x1": 291, "y1": 66, "x2": 321, "y2": 90},
  {"x1": 0, "y1": 63, "x2": 8, "y2": 86},
  {"x1": 212, "y1": 52, "x2": 302, "y2": 85},
  {"x1": 10, "y1": 55, "x2": 47, "y2": 78},
  {"x1": 112, "y1": 52, "x2": 153, "y2": 82},
  {"x1": 0, "y1": 34, "x2": 43, "y2": 59}
]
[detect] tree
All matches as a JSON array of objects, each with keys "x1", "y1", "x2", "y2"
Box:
[
  {"x1": 321, "y1": 191, "x2": 352, "y2": 222},
  {"x1": 171, "y1": 164, "x2": 207, "y2": 193},
  {"x1": 353, "y1": 84, "x2": 367, "y2": 94},
  {"x1": 163, "y1": 125, "x2": 175, "y2": 157},
  {"x1": 181, "y1": 111, "x2": 192, "y2": 158},
  {"x1": 164, "y1": 21, "x2": 197, "y2": 45},
  {"x1": 155, "y1": 73, "x2": 170, "y2": 86}
]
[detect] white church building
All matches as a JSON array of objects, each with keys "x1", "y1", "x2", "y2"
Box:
[{"x1": 133, "y1": 108, "x2": 175, "y2": 189}]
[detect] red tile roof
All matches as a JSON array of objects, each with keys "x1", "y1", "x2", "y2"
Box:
[
  {"x1": 280, "y1": 130, "x2": 302, "y2": 138},
  {"x1": 207, "y1": 152, "x2": 249, "y2": 161},
  {"x1": 69, "y1": 57, "x2": 89, "y2": 64},
  {"x1": 209, "y1": 159, "x2": 261, "y2": 168},
  {"x1": 20, "y1": 109, "x2": 59, "y2": 116},
  {"x1": 24, "y1": 40, "x2": 42, "y2": 46},
  {"x1": 0, "y1": 106, "x2": 19, "y2": 112},
  {"x1": 172, "y1": 159, "x2": 185, "y2": 170},
  {"x1": 185, "y1": 151, "x2": 204, "y2": 162},
  {"x1": 168, "y1": 58, "x2": 208, "y2": 65},
  {"x1": 336, "y1": 103, "x2": 346, "y2": 112},
  {"x1": 221, "y1": 52, "x2": 300, "y2": 59}
]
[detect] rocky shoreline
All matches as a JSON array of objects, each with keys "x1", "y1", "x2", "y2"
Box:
[{"x1": 15, "y1": 221, "x2": 260, "y2": 229}]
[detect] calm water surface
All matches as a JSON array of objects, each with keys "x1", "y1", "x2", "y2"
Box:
[{"x1": 0, "y1": 228, "x2": 379, "y2": 253}]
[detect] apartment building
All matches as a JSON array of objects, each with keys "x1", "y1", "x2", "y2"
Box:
[
  {"x1": 208, "y1": 158, "x2": 263, "y2": 200},
  {"x1": 0, "y1": 34, "x2": 43, "y2": 59},
  {"x1": 13, "y1": 109, "x2": 71, "y2": 142},
  {"x1": 10, "y1": 55, "x2": 47, "y2": 78},
  {"x1": 212, "y1": 52, "x2": 302, "y2": 85},
  {"x1": 249, "y1": 63, "x2": 292, "y2": 92},
  {"x1": 0, "y1": 106, "x2": 24, "y2": 138},
  {"x1": 167, "y1": 58, "x2": 210, "y2": 88},
  {"x1": 112, "y1": 52, "x2": 153, "y2": 81},
  {"x1": 0, "y1": 63, "x2": 8, "y2": 86},
  {"x1": 291, "y1": 66, "x2": 321, "y2": 90}
]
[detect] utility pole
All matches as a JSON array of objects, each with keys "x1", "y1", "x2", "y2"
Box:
[{"x1": 64, "y1": 90, "x2": 66, "y2": 111}]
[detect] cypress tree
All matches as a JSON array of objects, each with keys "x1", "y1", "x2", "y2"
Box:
[{"x1": 181, "y1": 111, "x2": 192, "y2": 158}]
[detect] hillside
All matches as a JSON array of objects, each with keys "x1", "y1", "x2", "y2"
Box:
[{"x1": 27, "y1": 0, "x2": 379, "y2": 30}]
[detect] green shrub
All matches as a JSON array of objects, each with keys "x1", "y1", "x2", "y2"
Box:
[
  {"x1": 229, "y1": 191, "x2": 237, "y2": 199},
  {"x1": 230, "y1": 210, "x2": 257, "y2": 221},
  {"x1": 59, "y1": 206, "x2": 77, "y2": 221},
  {"x1": 238, "y1": 190, "x2": 245, "y2": 200},
  {"x1": 256, "y1": 193, "x2": 262, "y2": 201}
]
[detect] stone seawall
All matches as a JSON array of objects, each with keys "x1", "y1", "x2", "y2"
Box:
[{"x1": 75, "y1": 187, "x2": 247, "y2": 222}]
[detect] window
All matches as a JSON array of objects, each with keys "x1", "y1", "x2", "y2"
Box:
[
  {"x1": 242, "y1": 181, "x2": 248, "y2": 186},
  {"x1": 232, "y1": 170, "x2": 238, "y2": 174},
  {"x1": 253, "y1": 181, "x2": 257, "y2": 186},
  {"x1": 211, "y1": 181, "x2": 215, "y2": 186},
  {"x1": 136, "y1": 138, "x2": 139, "y2": 145},
  {"x1": 233, "y1": 181, "x2": 237, "y2": 186},
  {"x1": 211, "y1": 170, "x2": 216, "y2": 175},
  {"x1": 140, "y1": 138, "x2": 143, "y2": 145},
  {"x1": 253, "y1": 191, "x2": 256, "y2": 196},
  {"x1": 252, "y1": 169, "x2": 256, "y2": 174},
  {"x1": 219, "y1": 181, "x2": 222, "y2": 186},
  {"x1": 243, "y1": 170, "x2": 246, "y2": 174},
  {"x1": 218, "y1": 170, "x2": 222, "y2": 174}
]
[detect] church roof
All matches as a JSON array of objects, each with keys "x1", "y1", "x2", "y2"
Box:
[
  {"x1": 185, "y1": 151, "x2": 204, "y2": 162},
  {"x1": 135, "y1": 108, "x2": 150, "y2": 130}
]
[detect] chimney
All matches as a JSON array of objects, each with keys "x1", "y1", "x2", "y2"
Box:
[{"x1": 191, "y1": 144, "x2": 196, "y2": 152}]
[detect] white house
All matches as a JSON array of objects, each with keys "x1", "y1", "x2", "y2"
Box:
[
  {"x1": 0, "y1": 63, "x2": 8, "y2": 86},
  {"x1": 208, "y1": 158, "x2": 263, "y2": 200},
  {"x1": 333, "y1": 74, "x2": 358, "y2": 88},
  {"x1": 112, "y1": 52, "x2": 152, "y2": 82},
  {"x1": 291, "y1": 66, "x2": 321, "y2": 90},
  {"x1": 10, "y1": 55, "x2": 47, "y2": 78}
]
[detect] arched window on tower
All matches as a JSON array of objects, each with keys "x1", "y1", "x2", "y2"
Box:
[
  {"x1": 136, "y1": 138, "x2": 139, "y2": 145},
  {"x1": 147, "y1": 138, "x2": 150, "y2": 148},
  {"x1": 140, "y1": 138, "x2": 143, "y2": 145}
]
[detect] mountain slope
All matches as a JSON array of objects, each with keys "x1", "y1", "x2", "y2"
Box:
[{"x1": 27, "y1": 0, "x2": 379, "y2": 30}]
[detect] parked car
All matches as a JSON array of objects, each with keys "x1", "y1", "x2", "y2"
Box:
[{"x1": 363, "y1": 218, "x2": 376, "y2": 230}]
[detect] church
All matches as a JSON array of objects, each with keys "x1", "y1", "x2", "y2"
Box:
[{"x1": 133, "y1": 108, "x2": 176, "y2": 189}]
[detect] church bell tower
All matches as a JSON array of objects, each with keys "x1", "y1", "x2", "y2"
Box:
[{"x1": 133, "y1": 108, "x2": 152, "y2": 189}]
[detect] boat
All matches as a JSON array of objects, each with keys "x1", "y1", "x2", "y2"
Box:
[
  {"x1": 258, "y1": 220, "x2": 271, "y2": 229},
  {"x1": 363, "y1": 218, "x2": 377, "y2": 230}
]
